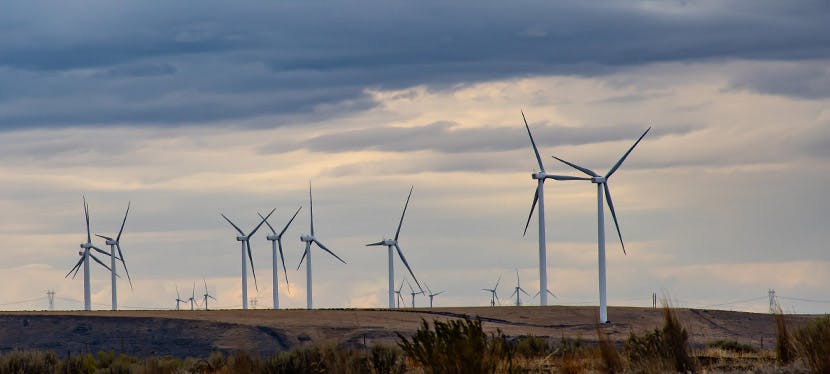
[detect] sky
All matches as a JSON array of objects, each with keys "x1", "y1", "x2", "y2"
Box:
[{"x1": 1, "y1": 0, "x2": 829, "y2": 313}]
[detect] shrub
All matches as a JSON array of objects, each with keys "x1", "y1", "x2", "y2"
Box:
[
  {"x1": 397, "y1": 317, "x2": 515, "y2": 374},
  {"x1": 774, "y1": 310, "x2": 795, "y2": 365},
  {"x1": 793, "y1": 316, "x2": 830, "y2": 373},
  {"x1": 707, "y1": 339, "x2": 758, "y2": 354},
  {"x1": 625, "y1": 305, "x2": 695, "y2": 372},
  {"x1": 514, "y1": 335, "x2": 550, "y2": 358},
  {"x1": 0, "y1": 350, "x2": 59, "y2": 374},
  {"x1": 58, "y1": 353, "x2": 97, "y2": 374},
  {"x1": 596, "y1": 323, "x2": 622, "y2": 373},
  {"x1": 369, "y1": 344, "x2": 405, "y2": 374}
]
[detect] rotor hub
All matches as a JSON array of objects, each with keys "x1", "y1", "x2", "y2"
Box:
[
  {"x1": 236, "y1": 236, "x2": 247, "y2": 241},
  {"x1": 266, "y1": 234, "x2": 278, "y2": 241},
  {"x1": 383, "y1": 239, "x2": 396, "y2": 246},
  {"x1": 300, "y1": 235, "x2": 313, "y2": 242},
  {"x1": 80, "y1": 243, "x2": 91, "y2": 249},
  {"x1": 532, "y1": 172, "x2": 546, "y2": 180},
  {"x1": 105, "y1": 239, "x2": 117, "y2": 245},
  {"x1": 591, "y1": 176, "x2": 606, "y2": 183}
]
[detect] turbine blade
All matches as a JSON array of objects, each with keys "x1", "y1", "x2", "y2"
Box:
[
  {"x1": 277, "y1": 239, "x2": 290, "y2": 292},
  {"x1": 495, "y1": 292, "x2": 500, "y2": 305},
  {"x1": 209, "y1": 295, "x2": 217, "y2": 300},
  {"x1": 176, "y1": 286, "x2": 180, "y2": 299},
  {"x1": 547, "y1": 289, "x2": 557, "y2": 298},
  {"x1": 309, "y1": 182, "x2": 314, "y2": 236},
  {"x1": 495, "y1": 274, "x2": 502, "y2": 290},
  {"x1": 552, "y1": 156, "x2": 598, "y2": 177},
  {"x1": 511, "y1": 289, "x2": 518, "y2": 297},
  {"x1": 116, "y1": 243, "x2": 133, "y2": 290},
  {"x1": 522, "y1": 111, "x2": 545, "y2": 173},
  {"x1": 116, "y1": 202, "x2": 130, "y2": 242},
  {"x1": 91, "y1": 246, "x2": 110, "y2": 257},
  {"x1": 394, "y1": 186, "x2": 414, "y2": 241},
  {"x1": 313, "y1": 239, "x2": 346, "y2": 264},
  {"x1": 246, "y1": 240, "x2": 258, "y2": 290},
  {"x1": 248, "y1": 208, "x2": 276, "y2": 237},
  {"x1": 204, "y1": 278, "x2": 208, "y2": 294},
  {"x1": 395, "y1": 243, "x2": 422, "y2": 291},
  {"x1": 606, "y1": 127, "x2": 651, "y2": 178},
  {"x1": 296, "y1": 245, "x2": 308, "y2": 270},
  {"x1": 84, "y1": 196, "x2": 91, "y2": 244},
  {"x1": 523, "y1": 183, "x2": 540, "y2": 237},
  {"x1": 545, "y1": 175, "x2": 591, "y2": 181},
  {"x1": 603, "y1": 183, "x2": 626, "y2": 255},
  {"x1": 258, "y1": 212, "x2": 277, "y2": 235},
  {"x1": 435, "y1": 291, "x2": 445, "y2": 296},
  {"x1": 220, "y1": 214, "x2": 245, "y2": 236},
  {"x1": 95, "y1": 234, "x2": 114, "y2": 241},
  {"x1": 89, "y1": 253, "x2": 113, "y2": 272},
  {"x1": 279, "y1": 206, "x2": 302, "y2": 237},
  {"x1": 366, "y1": 241, "x2": 385, "y2": 246},
  {"x1": 66, "y1": 257, "x2": 84, "y2": 278}
]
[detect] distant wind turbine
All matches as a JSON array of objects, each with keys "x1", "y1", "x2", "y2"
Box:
[
  {"x1": 95, "y1": 202, "x2": 133, "y2": 311},
  {"x1": 202, "y1": 279, "x2": 216, "y2": 311},
  {"x1": 521, "y1": 112, "x2": 590, "y2": 306},
  {"x1": 259, "y1": 206, "x2": 301, "y2": 310},
  {"x1": 393, "y1": 281, "x2": 405, "y2": 308},
  {"x1": 511, "y1": 269, "x2": 530, "y2": 306},
  {"x1": 221, "y1": 208, "x2": 275, "y2": 310},
  {"x1": 187, "y1": 282, "x2": 196, "y2": 311},
  {"x1": 366, "y1": 186, "x2": 422, "y2": 308},
  {"x1": 407, "y1": 280, "x2": 423, "y2": 308},
  {"x1": 175, "y1": 286, "x2": 186, "y2": 311},
  {"x1": 65, "y1": 197, "x2": 115, "y2": 311},
  {"x1": 552, "y1": 127, "x2": 650, "y2": 323},
  {"x1": 297, "y1": 182, "x2": 346, "y2": 309},
  {"x1": 482, "y1": 275, "x2": 502, "y2": 307},
  {"x1": 425, "y1": 283, "x2": 445, "y2": 308}
]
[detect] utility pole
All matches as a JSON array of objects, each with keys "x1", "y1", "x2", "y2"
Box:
[
  {"x1": 768, "y1": 289, "x2": 777, "y2": 313},
  {"x1": 46, "y1": 290, "x2": 56, "y2": 311},
  {"x1": 652, "y1": 292, "x2": 657, "y2": 308}
]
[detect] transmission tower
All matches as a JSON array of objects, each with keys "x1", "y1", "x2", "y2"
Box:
[
  {"x1": 768, "y1": 289, "x2": 777, "y2": 313},
  {"x1": 46, "y1": 290, "x2": 56, "y2": 311}
]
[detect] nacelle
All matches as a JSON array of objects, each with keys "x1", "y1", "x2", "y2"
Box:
[
  {"x1": 383, "y1": 239, "x2": 396, "y2": 246},
  {"x1": 300, "y1": 235, "x2": 313, "y2": 242},
  {"x1": 532, "y1": 172, "x2": 546, "y2": 180},
  {"x1": 266, "y1": 234, "x2": 278, "y2": 241},
  {"x1": 591, "y1": 176, "x2": 606, "y2": 183},
  {"x1": 236, "y1": 236, "x2": 247, "y2": 241},
  {"x1": 105, "y1": 239, "x2": 117, "y2": 245},
  {"x1": 80, "y1": 243, "x2": 91, "y2": 249}
]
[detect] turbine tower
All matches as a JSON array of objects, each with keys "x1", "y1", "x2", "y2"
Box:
[
  {"x1": 297, "y1": 183, "x2": 346, "y2": 309},
  {"x1": 366, "y1": 186, "x2": 422, "y2": 308},
  {"x1": 95, "y1": 202, "x2": 133, "y2": 311},
  {"x1": 425, "y1": 284, "x2": 445, "y2": 308},
  {"x1": 221, "y1": 208, "x2": 275, "y2": 310},
  {"x1": 521, "y1": 112, "x2": 590, "y2": 306},
  {"x1": 407, "y1": 280, "x2": 423, "y2": 308},
  {"x1": 393, "y1": 281, "x2": 405, "y2": 308},
  {"x1": 187, "y1": 282, "x2": 196, "y2": 311},
  {"x1": 511, "y1": 269, "x2": 530, "y2": 306},
  {"x1": 175, "y1": 286, "x2": 186, "y2": 310},
  {"x1": 202, "y1": 279, "x2": 216, "y2": 311},
  {"x1": 482, "y1": 275, "x2": 501, "y2": 307},
  {"x1": 259, "y1": 206, "x2": 301, "y2": 310},
  {"x1": 65, "y1": 197, "x2": 114, "y2": 311},
  {"x1": 552, "y1": 127, "x2": 650, "y2": 323}
]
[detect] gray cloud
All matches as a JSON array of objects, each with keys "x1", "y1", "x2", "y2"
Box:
[
  {"x1": 0, "y1": 1, "x2": 828, "y2": 130},
  {"x1": 729, "y1": 62, "x2": 830, "y2": 99}
]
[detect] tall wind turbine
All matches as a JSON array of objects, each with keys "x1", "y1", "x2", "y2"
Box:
[
  {"x1": 407, "y1": 280, "x2": 423, "y2": 308},
  {"x1": 202, "y1": 279, "x2": 216, "y2": 311},
  {"x1": 366, "y1": 186, "x2": 422, "y2": 308},
  {"x1": 521, "y1": 112, "x2": 590, "y2": 306},
  {"x1": 482, "y1": 275, "x2": 501, "y2": 307},
  {"x1": 297, "y1": 183, "x2": 346, "y2": 309},
  {"x1": 175, "y1": 286, "x2": 186, "y2": 310},
  {"x1": 511, "y1": 269, "x2": 530, "y2": 306},
  {"x1": 95, "y1": 202, "x2": 133, "y2": 311},
  {"x1": 425, "y1": 284, "x2": 445, "y2": 308},
  {"x1": 552, "y1": 127, "x2": 650, "y2": 323},
  {"x1": 187, "y1": 282, "x2": 197, "y2": 311},
  {"x1": 65, "y1": 197, "x2": 114, "y2": 311},
  {"x1": 221, "y1": 208, "x2": 275, "y2": 310},
  {"x1": 259, "y1": 206, "x2": 301, "y2": 310}
]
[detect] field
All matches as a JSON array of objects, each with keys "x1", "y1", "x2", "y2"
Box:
[{"x1": 0, "y1": 306, "x2": 814, "y2": 359}]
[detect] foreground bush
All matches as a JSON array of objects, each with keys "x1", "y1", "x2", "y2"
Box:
[
  {"x1": 794, "y1": 315, "x2": 830, "y2": 374},
  {"x1": 397, "y1": 317, "x2": 515, "y2": 374},
  {"x1": 625, "y1": 305, "x2": 696, "y2": 372},
  {"x1": 707, "y1": 340, "x2": 758, "y2": 354}
]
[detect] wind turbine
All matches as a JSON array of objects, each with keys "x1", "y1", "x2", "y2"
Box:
[
  {"x1": 482, "y1": 275, "x2": 501, "y2": 307},
  {"x1": 202, "y1": 279, "x2": 216, "y2": 311},
  {"x1": 393, "y1": 281, "x2": 405, "y2": 308},
  {"x1": 407, "y1": 280, "x2": 424, "y2": 308},
  {"x1": 521, "y1": 112, "x2": 591, "y2": 306},
  {"x1": 259, "y1": 206, "x2": 301, "y2": 310},
  {"x1": 425, "y1": 284, "x2": 445, "y2": 308},
  {"x1": 95, "y1": 202, "x2": 133, "y2": 311},
  {"x1": 552, "y1": 127, "x2": 650, "y2": 323},
  {"x1": 175, "y1": 286, "x2": 186, "y2": 310},
  {"x1": 187, "y1": 282, "x2": 196, "y2": 311},
  {"x1": 366, "y1": 186, "x2": 422, "y2": 308},
  {"x1": 65, "y1": 197, "x2": 114, "y2": 311},
  {"x1": 221, "y1": 208, "x2": 275, "y2": 310},
  {"x1": 297, "y1": 183, "x2": 346, "y2": 309},
  {"x1": 511, "y1": 269, "x2": 531, "y2": 306}
]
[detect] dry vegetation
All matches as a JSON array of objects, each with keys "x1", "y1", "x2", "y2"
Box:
[{"x1": 1, "y1": 307, "x2": 828, "y2": 373}]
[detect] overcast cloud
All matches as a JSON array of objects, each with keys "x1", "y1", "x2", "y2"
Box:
[{"x1": 0, "y1": 1, "x2": 829, "y2": 314}]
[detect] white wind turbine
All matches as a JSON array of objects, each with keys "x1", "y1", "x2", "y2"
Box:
[
  {"x1": 202, "y1": 279, "x2": 216, "y2": 311},
  {"x1": 95, "y1": 202, "x2": 133, "y2": 311},
  {"x1": 407, "y1": 280, "x2": 423, "y2": 308},
  {"x1": 187, "y1": 282, "x2": 197, "y2": 311},
  {"x1": 521, "y1": 112, "x2": 591, "y2": 306},
  {"x1": 393, "y1": 281, "x2": 405, "y2": 308},
  {"x1": 259, "y1": 206, "x2": 301, "y2": 310},
  {"x1": 175, "y1": 286, "x2": 186, "y2": 310},
  {"x1": 482, "y1": 275, "x2": 501, "y2": 307},
  {"x1": 221, "y1": 208, "x2": 275, "y2": 310},
  {"x1": 297, "y1": 183, "x2": 346, "y2": 309},
  {"x1": 552, "y1": 127, "x2": 650, "y2": 323},
  {"x1": 425, "y1": 284, "x2": 445, "y2": 308},
  {"x1": 511, "y1": 269, "x2": 530, "y2": 306},
  {"x1": 65, "y1": 197, "x2": 115, "y2": 311},
  {"x1": 366, "y1": 186, "x2": 423, "y2": 308}
]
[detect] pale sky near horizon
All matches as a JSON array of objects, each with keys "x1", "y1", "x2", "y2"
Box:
[{"x1": 1, "y1": 1, "x2": 829, "y2": 314}]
